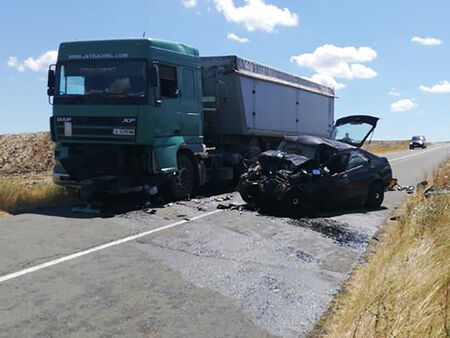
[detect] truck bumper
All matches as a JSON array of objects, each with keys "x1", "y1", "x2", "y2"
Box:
[{"x1": 53, "y1": 172, "x2": 81, "y2": 188}]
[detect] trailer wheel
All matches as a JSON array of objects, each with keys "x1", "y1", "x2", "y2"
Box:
[
  {"x1": 365, "y1": 182, "x2": 384, "y2": 209},
  {"x1": 170, "y1": 153, "x2": 195, "y2": 200}
]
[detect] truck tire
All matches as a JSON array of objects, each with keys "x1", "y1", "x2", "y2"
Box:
[
  {"x1": 365, "y1": 182, "x2": 384, "y2": 209},
  {"x1": 170, "y1": 153, "x2": 195, "y2": 200}
]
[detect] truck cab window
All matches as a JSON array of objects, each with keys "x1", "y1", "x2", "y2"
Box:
[{"x1": 159, "y1": 64, "x2": 178, "y2": 98}]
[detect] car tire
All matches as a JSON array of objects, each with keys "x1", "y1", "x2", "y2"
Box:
[
  {"x1": 365, "y1": 182, "x2": 384, "y2": 209},
  {"x1": 281, "y1": 189, "x2": 306, "y2": 218},
  {"x1": 236, "y1": 179, "x2": 256, "y2": 204},
  {"x1": 170, "y1": 153, "x2": 195, "y2": 200},
  {"x1": 409, "y1": 146, "x2": 413, "y2": 150}
]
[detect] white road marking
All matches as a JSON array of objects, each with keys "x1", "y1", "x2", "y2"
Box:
[
  {"x1": 0, "y1": 210, "x2": 222, "y2": 285},
  {"x1": 389, "y1": 144, "x2": 447, "y2": 162}
]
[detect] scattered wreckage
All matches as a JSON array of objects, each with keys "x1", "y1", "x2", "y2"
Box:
[{"x1": 237, "y1": 115, "x2": 393, "y2": 217}]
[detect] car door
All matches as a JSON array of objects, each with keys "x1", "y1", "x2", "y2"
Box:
[
  {"x1": 331, "y1": 115, "x2": 379, "y2": 147},
  {"x1": 341, "y1": 150, "x2": 372, "y2": 203},
  {"x1": 323, "y1": 152, "x2": 351, "y2": 205}
]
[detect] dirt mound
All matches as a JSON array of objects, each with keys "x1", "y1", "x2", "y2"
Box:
[{"x1": 0, "y1": 132, "x2": 54, "y2": 176}]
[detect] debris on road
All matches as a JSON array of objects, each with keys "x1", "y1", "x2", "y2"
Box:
[{"x1": 424, "y1": 186, "x2": 450, "y2": 198}]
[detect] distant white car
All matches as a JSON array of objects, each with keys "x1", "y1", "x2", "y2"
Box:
[{"x1": 410, "y1": 135, "x2": 427, "y2": 149}]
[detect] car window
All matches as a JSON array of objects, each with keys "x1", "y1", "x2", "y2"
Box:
[
  {"x1": 326, "y1": 153, "x2": 349, "y2": 174},
  {"x1": 347, "y1": 151, "x2": 369, "y2": 170}
]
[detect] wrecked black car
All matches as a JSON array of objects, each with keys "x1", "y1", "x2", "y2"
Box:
[{"x1": 237, "y1": 115, "x2": 392, "y2": 217}]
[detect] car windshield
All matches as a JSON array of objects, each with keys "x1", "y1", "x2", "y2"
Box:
[
  {"x1": 277, "y1": 140, "x2": 318, "y2": 159},
  {"x1": 55, "y1": 60, "x2": 147, "y2": 103},
  {"x1": 412, "y1": 136, "x2": 422, "y2": 140}
]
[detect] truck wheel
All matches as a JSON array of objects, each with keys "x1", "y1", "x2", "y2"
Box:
[
  {"x1": 365, "y1": 182, "x2": 384, "y2": 209},
  {"x1": 282, "y1": 189, "x2": 306, "y2": 218},
  {"x1": 170, "y1": 153, "x2": 195, "y2": 200}
]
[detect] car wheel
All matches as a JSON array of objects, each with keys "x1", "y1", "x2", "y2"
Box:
[
  {"x1": 236, "y1": 179, "x2": 256, "y2": 204},
  {"x1": 409, "y1": 146, "x2": 413, "y2": 150},
  {"x1": 282, "y1": 189, "x2": 306, "y2": 218},
  {"x1": 170, "y1": 153, "x2": 195, "y2": 200},
  {"x1": 365, "y1": 182, "x2": 384, "y2": 209}
]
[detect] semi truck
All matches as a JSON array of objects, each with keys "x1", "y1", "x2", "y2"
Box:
[{"x1": 47, "y1": 38, "x2": 335, "y2": 201}]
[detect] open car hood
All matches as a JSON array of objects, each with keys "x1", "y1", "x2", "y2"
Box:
[{"x1": 332, "y1": 115, "x2": 379, "y2": 148}]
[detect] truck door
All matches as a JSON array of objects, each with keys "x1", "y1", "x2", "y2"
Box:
[{"x1": 152, "y1": 63, "x2": 182, "y2": 137}]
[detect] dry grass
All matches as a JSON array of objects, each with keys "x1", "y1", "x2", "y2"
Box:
[
  {"x1": 0, "y1": 179, "x2": 75, "y2": 214},
  {"x1": 312, "y1": 159, "x2": 450, "y2": 338},
  {"x1": 363, "y1": 140, "x2": 410, "y2": 155}
]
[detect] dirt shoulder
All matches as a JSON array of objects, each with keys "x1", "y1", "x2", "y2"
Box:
[{"x1": 310, "y1": 159, "x2": 450, "y2": 337}]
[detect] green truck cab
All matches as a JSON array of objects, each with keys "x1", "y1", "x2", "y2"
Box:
[{"x1": 49, "y1": 39, "x2": 205, "y2": 198}]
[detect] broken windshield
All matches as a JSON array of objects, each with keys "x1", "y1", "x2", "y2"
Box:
[
  {"x1": 278, "y1": 140, "x2": 318, "y2": 159},
  {"x1": 55, "y1": 60, "x2": 147, "y2": 104}
]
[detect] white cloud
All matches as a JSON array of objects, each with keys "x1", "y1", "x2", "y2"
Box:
[
  {"x1": 7, "y1": 50, "x2": 57, "y2": 72},
  {"x1": 391, "y1": 98, "x2": 416, "y2": 112},
  {"x1": 389, "y1": 87, "x2": 400, "y2": 96},
  {"x1": 227, "y1": 33, "x2": 250, "y2": 43},
  {"x1": 419, "y1": 80, "x2": 450, "y2": 93},
  {"x1": 7, "y1": 56, "x2": 25, "y2": 72},
  {"x1": 411, "y1": 36, "x2": 442, "y2": 46},
  {"x1": 306, "y1": 73, "x2": 346, "y2": 90},
  {"x1": 291, "y1": 44, "x2": 377, "y2": 89},
  {"x1": 182, "y1": 0, "x2": 197, "y2": 8},
  {"x1": 214, "y1": 0, "x2": 298, "y2": 33}
]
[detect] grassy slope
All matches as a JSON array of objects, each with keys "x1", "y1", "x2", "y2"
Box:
[
  {"x1": 312, "y1": 160, "x2": 450, "y2": 337},
  {"x1": 363, "y1": 140, "x2": 410, "y2": 155},
  {"x1": 0, "y1": 179, "x2": 74, "y2": 215}
]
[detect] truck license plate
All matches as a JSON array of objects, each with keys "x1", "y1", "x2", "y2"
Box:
[{"x1": 113, "y1": 128, "x2": 135, "y2": 136}]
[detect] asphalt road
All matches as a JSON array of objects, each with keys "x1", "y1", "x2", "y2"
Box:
[{"x1": 0, "y1": 144, "x2": 449, "y2": 337}]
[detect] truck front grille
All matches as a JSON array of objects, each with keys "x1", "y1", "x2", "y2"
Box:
[{"x1": 52, "y1": 116, "x2": 137, "y2": 142}]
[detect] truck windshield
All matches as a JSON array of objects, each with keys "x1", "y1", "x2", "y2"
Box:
[{"x1": 55, "y1": 60, "x2": 147, "y2": 104}]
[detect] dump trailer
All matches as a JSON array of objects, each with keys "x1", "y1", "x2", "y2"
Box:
[{"x1": 47, "y1": 38, "x2": 335, "y2": 200}]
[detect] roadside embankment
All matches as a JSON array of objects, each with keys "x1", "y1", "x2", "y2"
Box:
[
  {"x1": 363, "y1": 140, "x2": 410, "y2": 154},
  {"x1": 311, "y1": 159, "x2": 450, "y2": 337},
  {"x1": 0, "y1": 132, "x2": 75, "y2": 215}
]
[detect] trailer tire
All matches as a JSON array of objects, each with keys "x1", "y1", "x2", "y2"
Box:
[
  {"x1": 170, "y1": 153, "x2": 195, "y2": 200},
  {"x1": 365, "y1": 182, "x2": 384, "y2": 209}
]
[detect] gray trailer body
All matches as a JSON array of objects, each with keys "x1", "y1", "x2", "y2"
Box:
[{"x1": 201, "y1": 56, "x2": 335, "y2": 139}]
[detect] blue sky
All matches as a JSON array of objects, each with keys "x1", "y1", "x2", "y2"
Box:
[{"x1": 1, "y1": 0, "x2": 449, "y2": 141}]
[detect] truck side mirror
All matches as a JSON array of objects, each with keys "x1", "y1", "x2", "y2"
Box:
[
  {"x1": 150, "y1": 64, "x2": 162, "y2": 106},
  {"x1": 47, "y1": 64, "x2": 56, "y2": 97}
]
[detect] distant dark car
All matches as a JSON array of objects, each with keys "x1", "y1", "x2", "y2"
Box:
[
  {"x1": 410, "y1": 135, "x2": 426, "y2": 149},
  {"x1": 238, "y1": 115, "x2": 393, "y2": 217}
]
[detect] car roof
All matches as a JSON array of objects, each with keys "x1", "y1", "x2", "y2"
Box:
[{"x1": 283, "y1": 135, "x2": 355, "y2": 151}]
